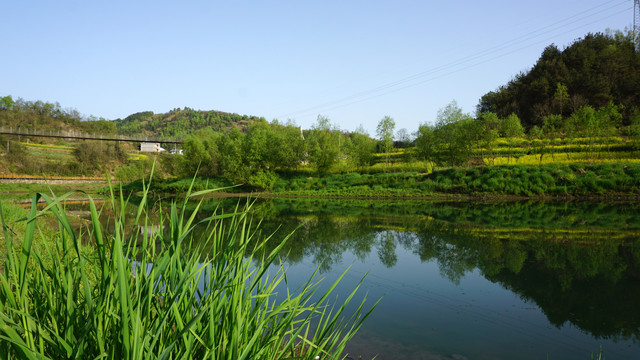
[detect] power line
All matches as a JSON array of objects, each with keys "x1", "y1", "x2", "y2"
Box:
[
  {"x1": 287, "y1": 6, "x2": 632, "y2": 118},
  {"x1": 277, "y1": 0, "x2": 631, "y2": 121},
  {"x1": 280, "y1": 1, "x2": 629, "y2": 119}
]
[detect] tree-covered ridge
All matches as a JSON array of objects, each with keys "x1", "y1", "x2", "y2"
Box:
[
  {"x1": 113, "y1": 107, "x2": 266, "y2": 138},
  {"x1": 0, "y1": 96, "x2": 116, "y2": 135},
  {"x1": 477, "y1": 31, "x2": 640, "y2": 129},
  {"x1": 0, "y1": 96, "x2": 266, "y2": 139}
]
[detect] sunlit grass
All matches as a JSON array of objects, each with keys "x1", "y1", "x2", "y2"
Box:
[
  {"x1": 128, "y1": 153, "x2": 149, "y2": 161},
  {"x1": 21, "y1": 142, "x2": 75, "y2": 150},
  {"x1": 0, "y1": 174, "x2": 376, "y2": 359},
  {"x1": 25, "y1": 148, "x2": 75, "y2": 161},
  {"x1": 364, "y1": 160, "x2": 432, "y2": 173},
  {"x1": 372, "y1": 148, "x2": 414, "y2": 157},
  {"x1": 491, "y1": 136, "x2": 626, "y2": 148},
  {"x1": 488, "y1": 152, "x2": 640, "y2": 166}
]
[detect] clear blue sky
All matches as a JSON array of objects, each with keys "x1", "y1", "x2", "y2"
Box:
[{"x1": 1, "y1": 0, "x2": 634, "y2": 136}]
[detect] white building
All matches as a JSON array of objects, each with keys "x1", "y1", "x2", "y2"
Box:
[{"x1": 139, "y1": 142, "x2": 166, "y2": 152}]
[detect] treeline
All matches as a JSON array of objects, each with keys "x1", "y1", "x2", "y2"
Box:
[
  {"x1": 160, "y1": 96, "x2": 640, "y2": 193},
  {"x1": 0, "y1": 95, "x2": 116, "y2": 134},
  {"x1": 477, "y1": 30, "x2": 640, "y2": 129},
  {"x1": 170, "y1": 117, "x2": 378, "y2": 189},
  {"x1": 113, "y1": 108, "x2": 266, "y2": 138},
  {"x1": 414, "y1": 100, "x2": 640, "y2": 168}
]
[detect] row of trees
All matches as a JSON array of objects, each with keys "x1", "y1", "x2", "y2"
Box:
[
  {"x1": 415, "y1": 101, "x2": 524, "y2": 167},
  {"x1": 178, "y1": 117, "x2": 396, "y2": 189},
  {"x1": 175, "y1": 95, "x2": 640, "y2": 187},
  {"x1": 2, "y1": 94, "x2": 639, "y2": 180},
  {"x1": 0, "y1": 94, "x2": 402, "y2": 180},
  {"x1": 414, "y1": 99, "x2": 640, "y2": 167}
]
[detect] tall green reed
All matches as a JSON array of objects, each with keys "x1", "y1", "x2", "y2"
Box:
[{"x1": 0, "y1": 174, "x2": 376, "y2": 359}]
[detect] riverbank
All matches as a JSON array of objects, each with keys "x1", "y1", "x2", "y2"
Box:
[
  {"x1": 3, "y1": 163, "x2": 639, "y2": 205},
  {"x1": 116, "y1": 163, "x2": 640, "y2": 200}
]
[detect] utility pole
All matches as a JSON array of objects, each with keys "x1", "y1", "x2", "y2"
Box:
[{"x1": 635, "y1": 0, "x2": 640, "y2": 51}]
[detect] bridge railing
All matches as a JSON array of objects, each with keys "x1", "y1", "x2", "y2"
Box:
[{"x1": 0, "y1": 126, "x2": 182, "y2": 144}]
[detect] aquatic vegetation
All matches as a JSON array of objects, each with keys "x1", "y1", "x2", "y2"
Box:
[{"x1": 0, "y1": 177, "x2": 375, "y2": 359}]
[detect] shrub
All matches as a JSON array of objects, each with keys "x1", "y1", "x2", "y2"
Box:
[{"x1": 248, "y1": 169, "x2": 279, "y2": 190}]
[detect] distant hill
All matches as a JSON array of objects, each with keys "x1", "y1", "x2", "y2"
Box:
[
  {"x1": 113, "y1": 108, "x2": 266, "y2": 138},
  {"x1": 477, "y1": 30, "x2": 640, "y2": 128},
  {"x1": 0, "y1": 96, "x2": 268, "y2": 176},
  {"x1": 0, "y1": 96, "x2": 116, "y2": 135},
  {"x1": 0, "y1": 95, "x2": 268, "y2": 140}
]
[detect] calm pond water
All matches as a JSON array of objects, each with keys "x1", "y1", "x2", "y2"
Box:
[
  {"x1": 79, "y1": 196, "x2": 640, "y2": 359},
  {"x1": 241, "y1": 199, "x2": 640, "y2": 360}
]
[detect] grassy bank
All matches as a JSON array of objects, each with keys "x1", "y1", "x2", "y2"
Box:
[
  {"x1": 271, "y1": 163, "x2": 640, "y2": 197},
  {"x1": 422, "y1": 163, "x2": 640, "y2": 196},
  {"x1": 0, "y1": 182, "x2": 105, "y2": 199},
  {"x1": 118, "y1": 163, "x2": 640, "y2": 199},
  {"x1": 0, "y1": 182, "x2": 375, "y2": 358}
]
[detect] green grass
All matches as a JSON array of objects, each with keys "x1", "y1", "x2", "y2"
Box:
[
  {"x1": 0, "y1": 175, "x2": 377, "y2": 359},
  {"x1": 21, "y1": 142, "x2": 75, "y2": 150},
  {"x1": 421, "y1": 163, "x2": 640, "y2": 196},
  {"x1": 0, "y1": 201, "x2": 29, "y2": 258},
  {"x1": 359, "y1": 160, "x2": 431, "y2": 173},
  {"x1": 489, "y1": 152, "x2": 640, "y2": 166},
  {"x1": 23, "y1": 143, "x2": 76, "y2": 162},
  {"x1": 273, "y1": 171, "x2": 435, "y2": 197},
  {"x1": 26, "y1": 148, "x2": 75, "y2": 161},
  {"x1": 120, "y1": 176, "x2": 236, "y2": 194},
  {"x1": 0, "y1": 183, "x2": 104, "y2": 201},
  {"x1": 268, "y1": 163, "x2": 640, "y2": 197}
]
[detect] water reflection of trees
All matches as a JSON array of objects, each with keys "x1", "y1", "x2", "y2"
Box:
[
  {"x1": 256, "y1": 215, "x2": 385, "y2": 272},
  {"x1": 249, "y1": 198, "x2": 640, "y2": 342},
  {"x1": 416, "y1": 221, "x2": 640, "y2": 342}
]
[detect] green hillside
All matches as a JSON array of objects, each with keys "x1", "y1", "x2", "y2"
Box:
[
  {"x1": 0, "y1": 95, "x2": 267, "y2": 140},
  {"x1": 0, "y1": 96, "x2": 268, "y2": 177},
  {"x1": 477, "y1": 30, "x2": 640, "y2": 129},
  {"x1": 113, "y1": 108, "x2": 266, "y2": 138},
  {"x1": 0, "y1": 96, "x2": 116, "y2": 135}
]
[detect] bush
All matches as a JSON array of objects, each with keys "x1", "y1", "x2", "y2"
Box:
[
  {"x1": 74, "y1": 141, "x2": 128, "y2": 174},
  {"x1": 114, "y1": 159, "x2": 153, "y2": 182},
  {"x1": 4, "y1": 140, "x2": 28, "y2": 164},
  {"x1": 248, "y1": 169, "x2": 279, "y2": 190}
]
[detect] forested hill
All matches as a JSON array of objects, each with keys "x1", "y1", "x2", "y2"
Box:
[
  {"x1": 113, "y1": 108, "x2": 266, "y2": 138},
  {"x1": 0, "y1": 96, "x2": 116, "y2": 135},
  {"x1": 0, "y1": 95, "x2": 267, "y2": 139},
  {"x1": 477, "y1": 30, "x2": 640, "y2": 129}
]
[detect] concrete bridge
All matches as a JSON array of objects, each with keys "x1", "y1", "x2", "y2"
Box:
[{"x1": 0, "y1": 127, "x2": 183, "y2": 145}]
